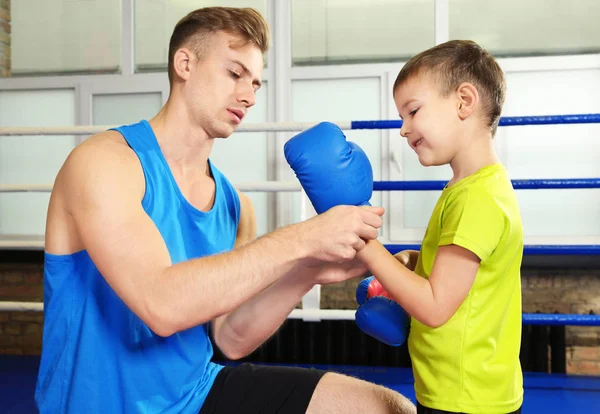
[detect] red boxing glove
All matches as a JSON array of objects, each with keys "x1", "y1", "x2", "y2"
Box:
[{"x1": 367, "y1": 277, "x2": 393, "y2": 300}]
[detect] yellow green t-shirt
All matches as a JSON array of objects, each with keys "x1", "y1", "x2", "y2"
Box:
[{"x1": 409, "y1": 163, "x2": 524, "y2": 413}]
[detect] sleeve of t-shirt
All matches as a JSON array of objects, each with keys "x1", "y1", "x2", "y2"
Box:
[{"x1": 438, "y1": 187, "x2": 505, "y2": 261}]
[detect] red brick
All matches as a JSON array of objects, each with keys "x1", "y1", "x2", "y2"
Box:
[
  {"x1": 0, "y1": 313, "x2": 9, "y2": 322},
  {"x1": 23, "y1": 334, "x2": 41, "y2": 347},
  {"x1": 24, "y1": 324, "x2": 41, "y2": 335},
  {"x1": 572, "y1": 346, "x2": 600, "y2": 361},
  {"x1": 25, "y1": 273, "x2": 43, "y2": 285},
  {"x1": 567, "y1": 361, "x2": 600, "y2": 376},
  {"x1": 0, "y1": 335, "x2": 16, "y2": 346},
  {"x1": 0, "y1": 285, "x2": 43, "y2": 300},
  {"x1": 11, "y1": 312, "x2": 44, "y2": 323},
  {"x1": 4, "y1": 323, "x2": 21, "y2": 335},
  {"x1": 2, "y1": 272, "x2": 24, "y2": 284},
  {"x1": 0, "y1": 9, "x2": 9, "y2": 23}
]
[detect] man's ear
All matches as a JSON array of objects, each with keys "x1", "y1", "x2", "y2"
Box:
[
  {"x1": 456, "y1": 82, "x2": 479, "y2": 120},
  {"x1": 172, "y1": 48, "x2": 194, "y2": 82}
]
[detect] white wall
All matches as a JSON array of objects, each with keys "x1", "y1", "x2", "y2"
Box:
[
  {"x1": 10, "y1": 1, "x2": 600, "y2": 73},
  {"x1": 0, "y1": 89, "x2": 77, "y2": 234},
  {"x1": 2, "y1": 0, "x2": 600, "y2": 247},
  {"x1": 12, "y1": 0, "x2": 121, "y2": 74}
]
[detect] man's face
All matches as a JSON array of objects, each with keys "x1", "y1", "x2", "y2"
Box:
[{"x1": 185, "y1": 31, "x2": 264, "y2": 138}]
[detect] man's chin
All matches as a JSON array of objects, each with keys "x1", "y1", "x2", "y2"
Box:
[{"x1": 213, "y1": 124, "x2": 237, "y2": 139}]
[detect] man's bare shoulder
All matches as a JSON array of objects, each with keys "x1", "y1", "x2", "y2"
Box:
[
  {"x1": 71, "y1": 130, "x2": 137, "y2": 164},
  {"x1": 46, "y1": 130, "x2": 145, "y2": 252},
  {"x1": 55, "y1": 130, "x2": 145, "y2": 200}
]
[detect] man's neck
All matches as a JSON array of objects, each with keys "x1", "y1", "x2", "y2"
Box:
[
  {"x1": 448, "y1": 131, "x2": 500, "y2": 186},
  {"x1": 149, "y1": 98, "x2": 214, "y2": 178}
]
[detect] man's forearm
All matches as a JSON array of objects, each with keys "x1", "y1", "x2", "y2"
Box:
[
  {"x1": 212, "y1": 267, "x2": 315, "y2": 359},
  {"x1": 146, "y1": 224, "x2": 311, "y2": 336}
]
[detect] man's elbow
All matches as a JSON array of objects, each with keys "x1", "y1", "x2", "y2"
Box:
[
  {"x1": 214, "y1": 337, "x2": 253, "y2": 361},
  {"x1": 143, "y1": 300, "x2": 213, "y2": 338}
]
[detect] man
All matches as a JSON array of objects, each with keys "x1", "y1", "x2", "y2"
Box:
[{"x1": 36, "y1": 7, "x2": 416, "y2": 414}]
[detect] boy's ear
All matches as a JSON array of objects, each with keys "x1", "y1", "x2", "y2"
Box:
[{"x1": 456, "y1": 82, "x2": 479, "y2": 120}]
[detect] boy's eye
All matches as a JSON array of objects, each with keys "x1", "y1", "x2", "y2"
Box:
[
  {"x1": 409, "y1": 108, "x2": 419, "y2": 116},
  {"x1": 229, "y1": 71, "x2": 241, "y2": 79}
]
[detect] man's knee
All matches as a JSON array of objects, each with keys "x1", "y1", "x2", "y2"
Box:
[{"x1": 307, "y1": 372, "x2": 416, "y2": 414}]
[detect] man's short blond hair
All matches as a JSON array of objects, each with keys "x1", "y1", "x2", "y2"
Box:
[{"x1": 168, "y1": 7, "x2": 270, "y2": 85}]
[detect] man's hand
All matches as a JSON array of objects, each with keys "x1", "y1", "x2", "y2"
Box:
[{"x1": 299, "y1": 205, "x2": 384, "y2": 264}]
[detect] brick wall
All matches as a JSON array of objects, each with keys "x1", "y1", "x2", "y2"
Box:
[
  {"x1": 1, "y1": 261, "x2": 599, "y2": 375},
  {"x1": 0, "y1": 0, "x2": 10, "y2": 77},
  {"x1": 0, "y1": 263, "x2": 43, "y2": 355}
]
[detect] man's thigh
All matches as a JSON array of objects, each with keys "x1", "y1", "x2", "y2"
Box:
[{"x1": 199, "y1": 363, "x2": 326, "y2": 414}]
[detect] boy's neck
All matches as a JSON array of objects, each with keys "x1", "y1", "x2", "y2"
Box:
[{"x1": 448, "y1": 133, "x2": 501, "y2": 186}]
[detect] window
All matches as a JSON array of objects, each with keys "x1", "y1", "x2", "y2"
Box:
[
  {"x1": 449, "y1": 0, "x2": 600, "y2": 57},
  {"x1": 292, "y1": 0, "x2": 434, "y2": 66},
  {"x1": 135, "y1": 0, "x2": 268, "y2": 73},
  {"x1": 5, "y1": 0, "x2": 121, "y2": 77},
  {"x1": 0, "y1": 89, "x2": 76, "y2": 235},
  {"x1": 291, "y1": 78, "x2": 382, "y2": 223},
  {"x1": 93, "y1": 93, "x2": 163, "y2": 126}
]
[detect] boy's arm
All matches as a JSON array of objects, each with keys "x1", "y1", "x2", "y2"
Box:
[
  {"x1": 360, "y1": 241, "x2": 479, "y2": 328},
  {"x1": 358, "y1": 188, "x2": 503, "y2": 328}
]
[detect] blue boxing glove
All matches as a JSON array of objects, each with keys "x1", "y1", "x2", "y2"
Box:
[
  {"x1": 355, "y1": 276, "x2": 410, "y2": 346},
  {"x1": 284, "y1": 122, "x2": 372, "y2": 214}
]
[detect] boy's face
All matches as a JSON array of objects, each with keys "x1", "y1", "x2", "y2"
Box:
[
  {"x1": 393, "y1": 73, "x2": 462, "y2": 167},
  {"x1": 184, "y1": 31, "x2": 264, "y2": 138}
]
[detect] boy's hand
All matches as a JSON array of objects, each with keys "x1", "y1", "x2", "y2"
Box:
[{"x1": 355, "y1": 275, "x2": 410, "y2": 346}]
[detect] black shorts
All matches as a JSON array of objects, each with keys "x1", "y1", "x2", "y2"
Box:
[
  {"x1": 417, "y1": 401, "x2": 522, "y2": 414},
  {"x1": 199, "y1": 363, "x2": 327, "y2": 414}
]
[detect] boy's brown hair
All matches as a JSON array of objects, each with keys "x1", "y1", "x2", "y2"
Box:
[
  {"x1": 393, "y1": 40, "x2": 506, "y2": 136},
  {"x1": 168, "y1": 7, "x2": 270, "y2": 85}
]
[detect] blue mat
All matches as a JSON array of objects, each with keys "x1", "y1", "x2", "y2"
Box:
[{"x1": 2, "y1": 356, "x2": 599, "y2": 413}]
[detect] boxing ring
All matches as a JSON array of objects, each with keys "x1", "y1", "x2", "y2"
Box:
[{"x1": 0, "y1": 113, "x2": 599, "y2": 413}]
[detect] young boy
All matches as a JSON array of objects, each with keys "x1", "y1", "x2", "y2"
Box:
[{"x1": 356, "y1": 40, "x2": 524, "y2": 413}]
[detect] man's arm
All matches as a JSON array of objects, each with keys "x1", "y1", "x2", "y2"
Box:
[
  {"x1": 63, "y1": 137, "x2": 311, "y2": 337},
  {"x1": 212, "y1": 192, "x2": 369, "y2": 359},
  {"x1": 211, "y1": 191, "x2": 316, "y2": 360},
  {"x1": 62, "y1": 135, "x2": 383, "y2": 338},
  {"x1": 359, "y1": 242, "x2": 479, "y2": 328}
]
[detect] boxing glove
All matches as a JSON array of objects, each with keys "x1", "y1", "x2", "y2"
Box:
[
  {"x1": 355, "y1": 276, "x2": 410, "y2": 347},
  {"x1": 284, "y1": 122, "x2": 373, "y2": 214}
]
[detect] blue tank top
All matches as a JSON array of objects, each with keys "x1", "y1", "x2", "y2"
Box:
[{"x1": 35, "y1": 120, "x2": 240, "y2": 413}]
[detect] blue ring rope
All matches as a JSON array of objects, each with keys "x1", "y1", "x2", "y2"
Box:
[
  {"x1": 384, "y1": 244, "x2": 600, "y2": 256},
  {"x1": 522, "y1": 313, "x2": 600, "y2": 326},
  {"x1": 373, "y1": 179, "x2": 600, "y2": 191},
  {"x1": 351, "y1": 113, "x2": 600, "y2": 130}
]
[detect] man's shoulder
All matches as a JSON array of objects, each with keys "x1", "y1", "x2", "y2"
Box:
[
  {"x1": 70, "y1": 130, "x2": 138, "y2": 169},
  {"x1": 57, "y1": 130, "x2": 144, "y2": 194}
]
